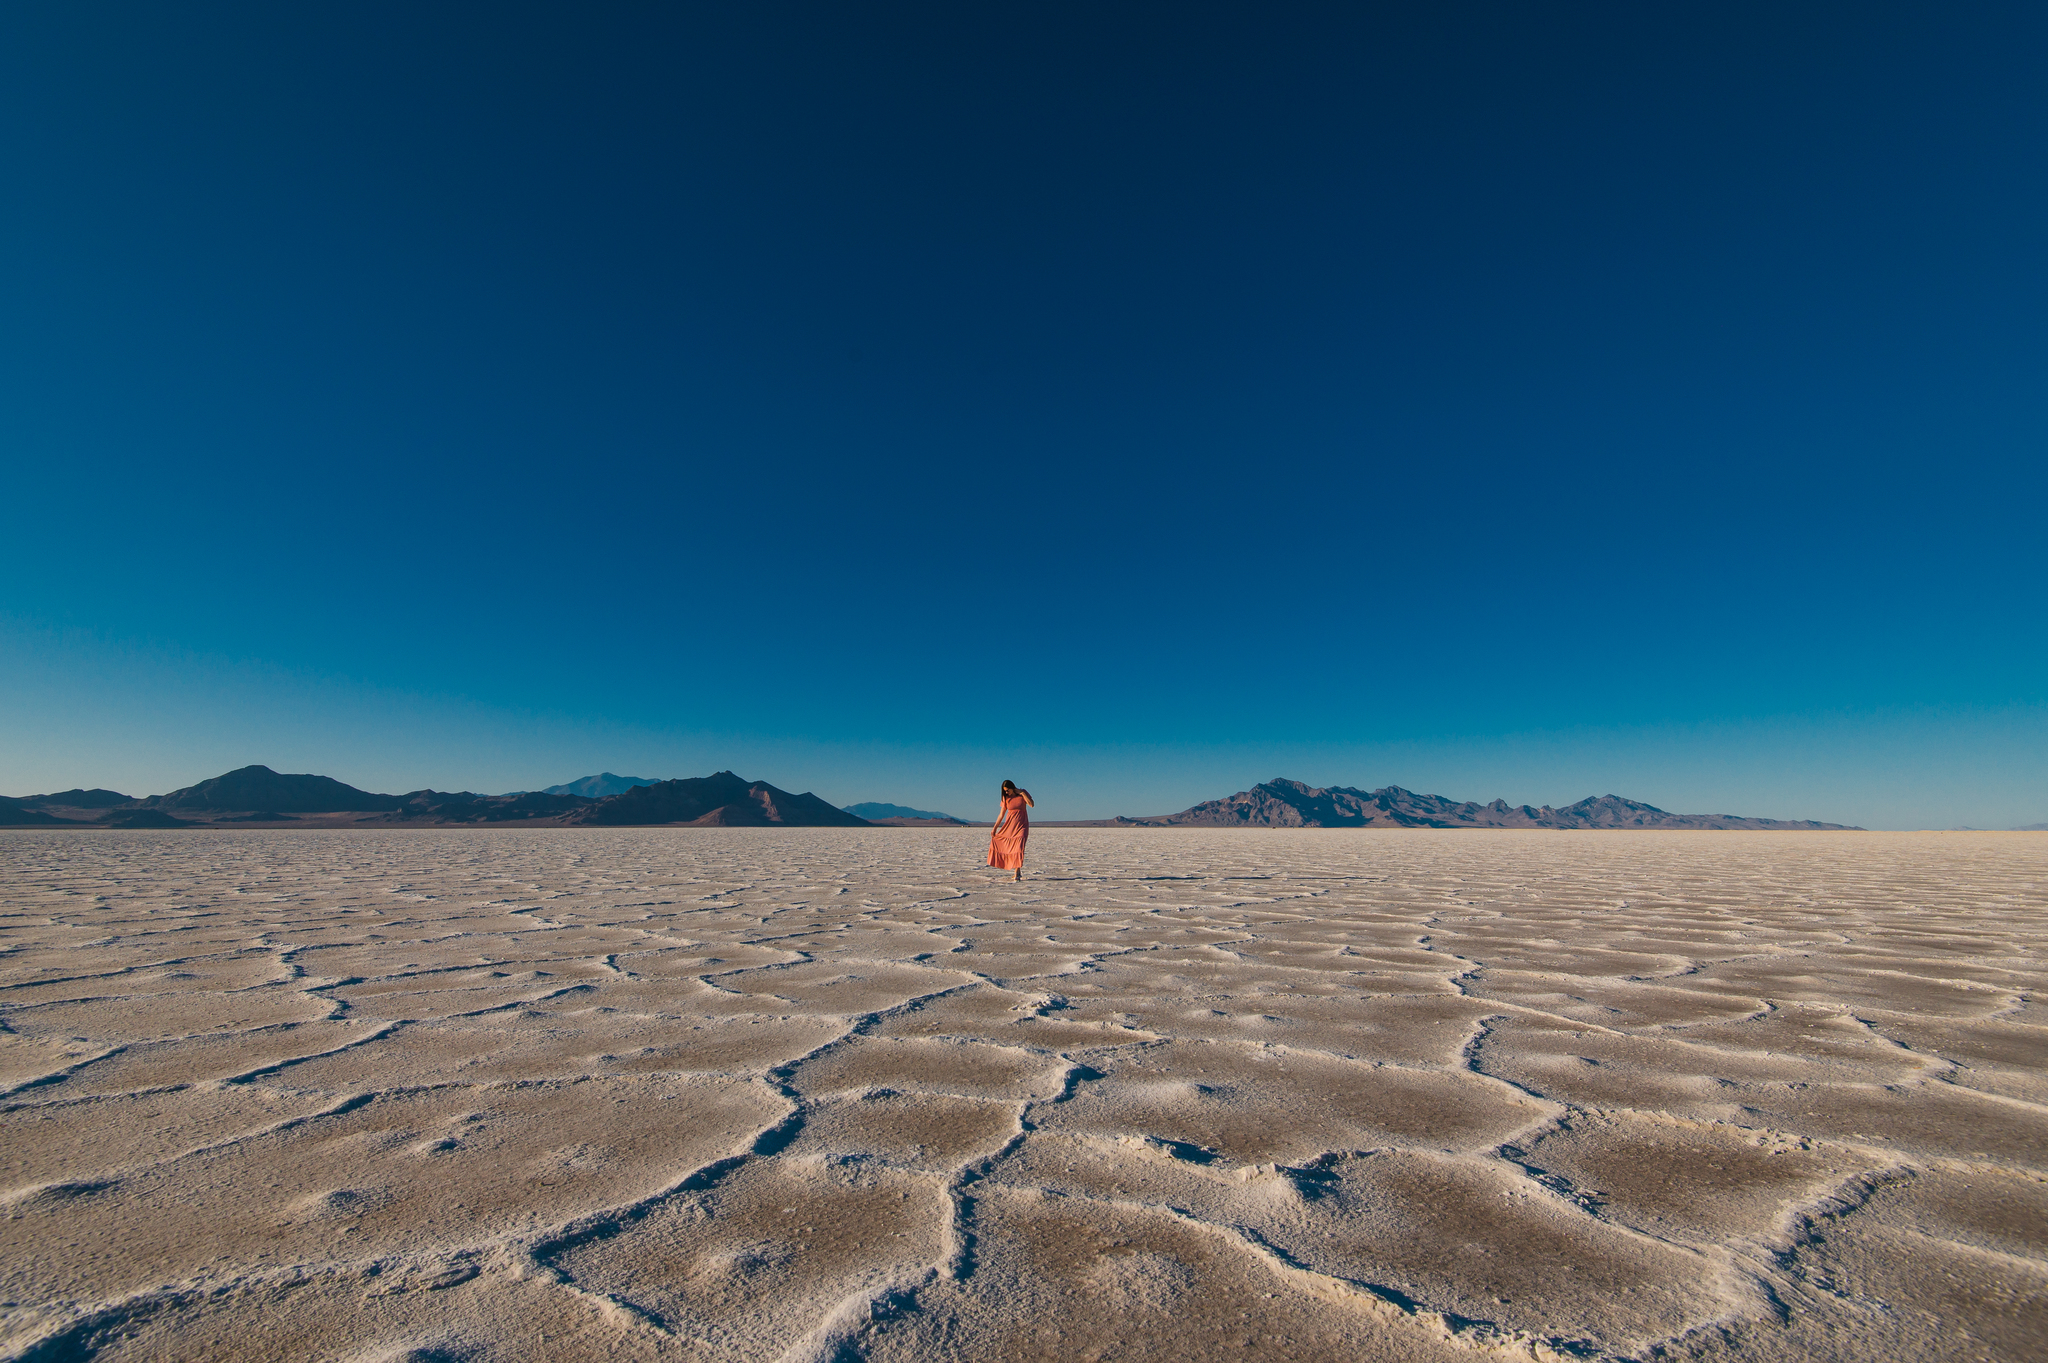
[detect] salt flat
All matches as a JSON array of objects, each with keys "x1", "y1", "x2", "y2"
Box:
[{"x1": 1, "y1": 829, "x2": 2042, "y2": 1362}]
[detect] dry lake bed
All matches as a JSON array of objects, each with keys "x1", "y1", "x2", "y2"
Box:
[{"x1": 1, "y1": 829, "x2": 2042, "y2": 1361}]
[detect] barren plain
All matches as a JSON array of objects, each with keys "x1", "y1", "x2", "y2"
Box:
[{"x1": 1, "y1": 829, "x2": 2042, "y2": 1362}]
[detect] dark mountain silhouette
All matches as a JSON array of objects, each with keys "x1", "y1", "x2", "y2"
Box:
[
  {"x1": 148, "y1": 765, "x2": 407, "y2": 813},
  {"x1": 845, "y1": 802, "x2": 964, "y2": 822},
  {"x1": 7, "y1": 764, "x2": 874, "y2": 827},
  {"x1": 572, "y1": 772, "x2": 871, "y2": 827},
  {"x1": 540, "y1": 773, "x2": 662, "y2": 799},
  {"x1": 1128, "y1": 778, "x2": 1858, "y2": 830}
]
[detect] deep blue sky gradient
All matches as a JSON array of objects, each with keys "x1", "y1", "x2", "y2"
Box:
[{"x1": 3, "y1": 3, "x2": 2044, "y2": 826}]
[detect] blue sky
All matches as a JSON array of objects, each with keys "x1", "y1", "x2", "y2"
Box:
[{"x1": 3, "y1": 3, "x2": 2043, "y2": 828}]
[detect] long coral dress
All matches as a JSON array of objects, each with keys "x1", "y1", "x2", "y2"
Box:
[{"x1": 987, "y1": 794, "x2": 1029, "y2": 870}]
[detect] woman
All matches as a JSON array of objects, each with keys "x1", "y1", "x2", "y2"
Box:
[{"x1": 987, "y1": 780, "x2": 1034, "y2": 881}]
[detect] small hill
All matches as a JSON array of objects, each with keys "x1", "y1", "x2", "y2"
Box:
[
  {"x1": 389, "y1": 790, "x2": 596, "y2": 823},
  {"x1": 540, "y1": 773, "x2": 664, "y2": 799},
  {"x1": 18, "y1": 788, "x2": 134, "y2": 809},
  {"x1": 149, "y1": 765, "x2": 406, "y2": 813},
  {"x1": 98, "y1": 809, "x2": 202, "y2": 828},
  {"x1": 0, "y1": 798, "x2": 79, "y2": 826},
  {"x1": 572, "y1": 772, "x2": 872, "y2": 827},
  {"x1": 1135, "y1": 778, "x2": 1858, "y2": 830},
  {"x1": 2, "y1": 787, "x2": 135, "y2": 823},
  {"x1": 845, "y1": 802, "x2": 964, "y2": 822}
]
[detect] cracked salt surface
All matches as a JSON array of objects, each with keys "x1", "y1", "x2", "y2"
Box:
[{"x1": 0, "y1": 829, "x2": 2043, "y2": 1361}]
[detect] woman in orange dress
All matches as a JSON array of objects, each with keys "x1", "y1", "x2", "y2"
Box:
[{"x1": 987, "y1": 780, "x2": 1034, "y2": 880}]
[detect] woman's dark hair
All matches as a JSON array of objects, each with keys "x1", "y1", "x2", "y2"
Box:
[{"x1": 1001, "y1": 780, "x2": 1019, "y2": 796}]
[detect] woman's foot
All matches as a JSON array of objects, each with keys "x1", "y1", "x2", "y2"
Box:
[{"x1": 1013, "y1": 870, "x2": 1022, "y2": 881}]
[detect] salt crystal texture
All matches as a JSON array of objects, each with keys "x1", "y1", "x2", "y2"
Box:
[{"x1": 0, "y1": 828, "x2": 2042, "y2": 1360}]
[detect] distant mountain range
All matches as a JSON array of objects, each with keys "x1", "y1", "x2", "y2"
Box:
[
  {"x1": 1117, "y1": 778, "x2": 1861, "y2": 830},
  {"x1": 844, "y1": 802, "x2": 965, "y2": 822},
  {"x1": 0, "y1": 766, "x2": 872, "y2": 828},
  {"x1": 10, "y1": 770, "x2": 2027, "y2": 832}
]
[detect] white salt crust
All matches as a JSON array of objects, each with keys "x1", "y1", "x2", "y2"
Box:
[{"x1": 0, "y1": 828, "x2": 2042, "y2": 1361}]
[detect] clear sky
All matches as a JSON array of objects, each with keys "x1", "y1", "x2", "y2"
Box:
[{"x1": 3, "y1": 3, "x2": 2043, "y2": 829}]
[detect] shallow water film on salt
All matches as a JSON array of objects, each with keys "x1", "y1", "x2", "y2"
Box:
[{"x1": 2, "y1": 828, "x2": 2042, "y2": 1361}]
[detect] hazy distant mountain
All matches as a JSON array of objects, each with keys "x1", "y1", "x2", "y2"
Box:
[
  {"x1": 2015, "y1": 822, "x2": 2048, "y2": 832},
  {"x1": 845, "y1": 802, "x2": 963, "y2": 822},
  {"x1": 573, "y1": 772, "x2": 871, "y2": 827},
  {"x1": 148, "y1": 765, "x2": 407, "y2": 813},
  {"x1": 1127, "y1": 778, "x2": 1859, "y2": 830},
  {"x1": 540, "y1": 773, "x2": 663, "y2": 799}
]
